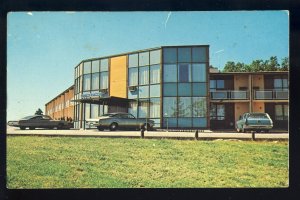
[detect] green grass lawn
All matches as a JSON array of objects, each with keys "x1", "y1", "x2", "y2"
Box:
[{"x1": 6, "y1": 136, "x2": 288, "y2": 188}]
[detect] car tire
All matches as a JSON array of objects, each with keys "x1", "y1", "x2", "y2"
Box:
[
  {"x1": 97, "y1": 127, "x2": 104, "y2": 131},
  {"x1": 256, "y1": 130, "x2": 261, "y2": 133},
  {"x1": 20, "y1": 126, "x2": 26, "y2": 130},
  {"x1": 109, "y1": 123, "x2": 118, "y2": 131},
  {"x1": 57, "y1": 124, "x2": 64, "y2": 130},
  {"x1": 29, "y1": 127, "x2": 35, "y2": 130}
]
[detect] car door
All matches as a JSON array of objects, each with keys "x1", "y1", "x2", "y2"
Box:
[
  {"x1": 118, "y1": 114, "x2": 135, "y2": 129},
  {"x1": 27, "y1": 116, "x2": 43, "y2": 128}
]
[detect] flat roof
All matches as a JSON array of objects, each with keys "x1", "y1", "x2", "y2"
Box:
[
  {"x1": 209, "y1": 71, "x2": 288, "y2": 75},
  {"x1": 75, "y1": 45, "x2": 210, "y2": 68},
  {"x1": 45, "y1": 85, "x2": 75, "y2": 106}
]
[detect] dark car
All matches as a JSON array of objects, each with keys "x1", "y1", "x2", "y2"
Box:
[
  {"x1": 7, "y1": 115, "x2": 73, "y2": 130},
  {"x1": 96, "y1": 113, "x2": 155, "y2": 131},
  {"x1": 236, "y1": 112, "x2": 273, "y2": 133}
]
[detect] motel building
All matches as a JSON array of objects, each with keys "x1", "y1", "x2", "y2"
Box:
[{"x1": 45, "y1": 45, "x2": 289, "y2": 130}]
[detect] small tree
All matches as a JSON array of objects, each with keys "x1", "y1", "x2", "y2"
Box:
[{"x1": 35, "y1": 108, "x2": 43, "y2": 115}]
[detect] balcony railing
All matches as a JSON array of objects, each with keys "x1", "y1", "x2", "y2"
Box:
[
  {"x1": 210, "y1": 90, "x2": 249, "y2": 100},
  {"x1": 254, "y1": 89, "x2": 289, "y2": 100}
]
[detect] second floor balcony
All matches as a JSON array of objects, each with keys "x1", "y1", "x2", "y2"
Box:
[
  {"x1": 254, "y1": 89, "x2": 289, "y2": 100},
  {"x1": 210, "y1": 90, "x2": 249, "y2": 100}
]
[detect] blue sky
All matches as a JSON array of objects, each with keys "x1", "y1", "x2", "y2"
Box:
[{"x1": 7, "y1": 11, "x2": 289, "y2": 121}]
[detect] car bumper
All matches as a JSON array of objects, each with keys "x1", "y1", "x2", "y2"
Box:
[{"x1": 244, "y1": 125, "x2": 273, "y2": 130}]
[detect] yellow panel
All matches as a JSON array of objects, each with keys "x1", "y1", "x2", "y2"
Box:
[
  {"x1": 234, "y1": 75, "x2": 249, "y2": 90},
  {"x1": 235, "y1": 102, "x2": 249, "y2": 122},
  {"x1": 110, "y1": 56, "x2": 127, "y2": 98},
  {"x1": 253, "y1": 102, "x2": 265, "y2": 113},
  {"x1": 252, "y1": 75, "x2": 264, "y2": 89}
]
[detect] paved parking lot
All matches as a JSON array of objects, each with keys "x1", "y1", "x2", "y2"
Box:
[{"x1": 6, "y1": 126, "x2": 289, "y2": 140}]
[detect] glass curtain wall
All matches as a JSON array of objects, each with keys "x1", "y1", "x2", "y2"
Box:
[
  {"x1": 128, "y1": 49, "x2": 161, "y2": 127},
  {"x1": 162, "y1": 46, "x2": 208, "y2": 128}
]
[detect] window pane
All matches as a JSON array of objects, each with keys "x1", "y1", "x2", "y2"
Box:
[
  {"x1": 100, "y1": 59, "x2": 109, "y2": 71},
  {"x1": 163, "y1": 118, "x2": 177, "y2": 128},
  {"x1": 92, "y1": 60, "x2": 100, "y2": 73},
  {"x1": 178, "y1": 48, "x2": 191, "y2": 63},
  {"x1": 217, "y1": 80, "x2": 225, "y2": 89},
  {"x1": 193, "y1": 118, "x2": 207, "y2": 127},
  {"x1": 192, "y1": 47, "x2": 207, "y2": 62},
  {"x1": 150, "y1": 98, "x2": 160, "y2": 118},
  {"x1": 91, "y1": 104, "x2": 99, "y2": 118},
  {"x1": 210, "y1": 80, "x2": 216, "y2": 89},
  {"x1": 150, "y1": 65, "x2": 160, "y2": 84},
  {"x1": 84, "y1": 62, "x2": 91, "y2": 74},
  {"x1": 163, "y1": 97, "x2": 177, "y2": 117},
  {"x1": 178, "y1": 118, "x2": 192, "y2": 128},
  {"x1": 274, "y1": 79, "x2": 282, "y2": 88},
  {"x1": 210, "y1": 104, "x2": 216, "y2": 119},
  {"x1": 178, "y1": 64, "x2": 191, "y2": 82},
  {"x1": 139, "y1": 86, "x2": 149, "y2": 98},
  {"x1": 99, "y1": 105, "x2": 108, "y2": 116},
  {"x1": 128, "y1": 101, "x2": 138, "y2": 118},
  {"x1": 100, "y1": 72, "x2": 108, "y2": 89},
  {"x1": 193, "y1": 83, "x2": 207, "y2": 96},
  {"x1": 217, "y1": 105, "x2": 225, "y2": 120},
  {"x1": 178, "y1": 97, "x2": 192, "y2": 117},
  {"x1": 150, "y1": 50, "x2": 161, "y2": 65},
  {"x1": 163, "y1": 48, "x2": 177, "y2": 63},
  {"x1": 163, "y1": 83, "x2": 177, "y2": 96},
  {"x1": 192, "y1": 64, "x2": 206, "y2": 82},
  {"x1": 138, "y1": 100, "x2": 149, "y2": 118},
  {"x1": 91, "y1": 73, "x2": 100, "y2": 90},
  {"x1": 79, "y1": 63, "x2": 83, "y2": 76},
  {"x1": 282, "y1": 79, "x2": 288, "y2": 88},
  {"x1": 139, "y1": 51, "x2": 149, "y2": 66},
  {"x1": 85, "y1": 104, "x2": 91, "y2": 119},
  {"x1": 83, "y1": 74, "x2": 91, "y2": 91},
  {"x1": 163, "y1": 64, "x2": 177, "y2": 82},
  {"x1": 129, "y1": 54, "x2": 138, "y2": 68},
  {"x1": 178, "y1": 83, "x2": 191, "y2": 96},
  {"x1": 128, "y1": 89, "x2": 138, "y2": 99},
  {"x1": 139, "y1": 66, "x2": 149, "y2": 85},
  {"x1": 275, "y1": 105, "x2": 283, "y2": 120},
  {"x1": 284, "y1": 105, "x2": 289, "y2": 120},
  {"x1": 192, "y1": 97, "x2": 207, "y2": 117},
  {"x1": 129, "y1": 68, "x2": 138, "y2": 86},
  {"x1": 150, "y1": 84, "x2": 160, "y2": 97}
]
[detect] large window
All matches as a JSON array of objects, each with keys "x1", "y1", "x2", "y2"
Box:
[
  {"x1": 91, "y1": 104, "x2": 99, "y2": 118},
  {"x1": 92, "y1": 60, "x2": 100, "y2": 73},
  {"x1": 163, "y1": 83, "x2": 177, "y2": 96},
  {"x1": 274, "y1": 78, "x2": 288, "y2": 89},
  {"x1": 128, "y1": 101, "x2": 138, "y2": 118},
  {"x1": 83, "y1": 74, "x2": 91, "y2": 91},
  {"x1": 178, "y1": 97, "x2": 192, "y2": 117},
  {"x1": 100, "y1": 72, "x2": 108, "y2": 89},
  {"x1": 129, "y1": 54, "x2": 138, "y2": 68},
  {"x1": 138, "y1": 100, "x2": 149, "y2": 118},
  {"x1": 129, "y1": 68, "x2": 138, "y2": 86},
  {"x1": 178, "y1": 83, "x2": 191, "y2": 96},
  {"x1": 210, "y1": 80, "x2": 225, "y2": 90},
  {"x1": 163, "y1": 64, "x2": 177, "y2": 82},
  {"x1": 139, "y1": 66, "x2": 149, "y2": 85},
  {"x1": 150, "y1": 84, "x2": 160, "y2": 97},
  {"x1": 83, "y1": 62, "x2": 91, "y2": 74},
  {"x1": 178, "y1": 64, "x2": 191, "y2": 82},
  {"x1": 150, "y1": 50, "x2": 160, "y2": 65},
  {"x1": 210, "y1": 104, "x2": 225, "y2": 120},
  {"x1": 163, "y1": 48, "x2": 177, "y2": 63},
  {"x1": 139, "y1": 86, "x2": 149, "y2": 98},
  {"x1": 85, "y1": 104, "x2": 91, "y2": 119},
  {"x1": 163, "y1": 97, "x2": 177, "y2": 117},
  {"x1": 139, "y1": 52, "x2": 149, "y2": 66},
  {"x1": 100, "y1": 59, "x2": 109, "y2": 71},
  {"x1": 192, "y1": 47, "x2": 207, "y2": 62},
  {"x1": 91, "y1": 73, "x2": 100, "y2": 90},
  {"x1": 192, "y1": 64, "x2": 206, "y2": 82},
  {"x1": 150, "y1": 65, "x2": 160, "y2": 84},
  {"x1": 192, "y1": 97, "x2": 206, "y2": 117},
  {"x1": 275, "y1": 104, "x2": 288, "y2": 120},
  {"x1": 150, "y1": 98, "x2": 160, "y2": 118},
  {"x1": 178, "y1": 48, "x2": 191, "y2": 63}
]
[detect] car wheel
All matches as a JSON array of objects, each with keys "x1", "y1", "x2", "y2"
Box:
[
  {"x1": 97, "y1": 127, "x2": 104, "y2": 131},
  {"x1": 29, "y1": 127, "x2": 35, "y2": 130},
  {"x1": 109, "y1": 123, "x2": 118, "y2": 131},
  {"x1": 256, "y1": 130, "x2": 261, "y2": 133},
  {"x1": 20, "y1": 126, "x2": 26, "y2": 130}
]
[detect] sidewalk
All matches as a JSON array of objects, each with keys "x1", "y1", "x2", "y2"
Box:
[{"x1": 6, "y1": 126, "x2": 289, "y2": 141}]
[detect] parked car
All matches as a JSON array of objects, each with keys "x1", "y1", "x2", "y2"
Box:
[
  {"x1": 85, "y1": 118, "x2": 101, "y2": 129},
  {"x1": 96, "y1": 113, "x2": 155, "y2": 131},
  {"x1": 236, "y1": 112, "x2": 273, "y2": 133},
  {"x1": 7, "y1": 115, "x2": 73, "y2": 130}
]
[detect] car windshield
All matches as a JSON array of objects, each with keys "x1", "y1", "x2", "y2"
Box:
[
  {"x1": 248, "y1": 113, "x2": 268, "y2": 119},
  {"x1": 20, "y1": 115, "x2": 35, "y2": 120}
]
